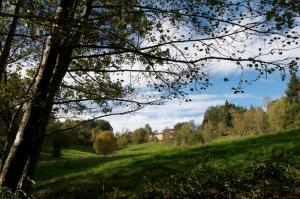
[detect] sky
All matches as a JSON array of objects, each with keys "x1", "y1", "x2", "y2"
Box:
[
  {"x1": 106, "y1": 68, "x2": 291, "y2": 133},
  {"x1": 103, "y1": 8, "x2": 300, "y2": 133},
  {"x1": 63, "y1": 5, "x2": 299, "y2": 133}
]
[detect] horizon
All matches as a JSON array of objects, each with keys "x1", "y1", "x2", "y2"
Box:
[{"x1": 106, "y1": 69, "x2": 293, "y2": 133}]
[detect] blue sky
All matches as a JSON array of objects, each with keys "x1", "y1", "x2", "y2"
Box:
[
  {"x1": 106, "y1": 69, "x2": 291, "y2": 133},
  {"x1": 102, "y1": 7, "x2": 300, "y2": 133},
  {"x1": 204, "y1": 71, "x2": 288, "y2": 107}
]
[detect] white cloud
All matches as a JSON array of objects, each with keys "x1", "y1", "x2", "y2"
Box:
[
  {"x1": 105, "y1": 94, "x2": 226, "y2": 132},
  {"x1": 222, "y1": 93, "x2": 254, "y2": 99},
  {"x1": 104, "y1": 91, "x2": 259, "y2": 132}
]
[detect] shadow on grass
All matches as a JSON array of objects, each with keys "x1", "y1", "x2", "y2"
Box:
[
  {"x1": 36, "y1": 153, "x2": 150, "y2": 184},
  {"x1": 127, "y1": 147, "x2": 146, "y2": 151},
  {"x1": 34, "y1": 129, "x2": 300, "y2": 199}
]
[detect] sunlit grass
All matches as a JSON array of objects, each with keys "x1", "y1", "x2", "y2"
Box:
[{"x1": 34, "y1": 129, "x2": 300, "y2": 198}]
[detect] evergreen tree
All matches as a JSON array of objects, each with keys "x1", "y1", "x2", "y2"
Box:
[
  {"x1": 224, "y1": 100, "x2": 233, "y2": 127},
  {"x1": 285, "y1": 72, "x2": 300, "y2": 103}
]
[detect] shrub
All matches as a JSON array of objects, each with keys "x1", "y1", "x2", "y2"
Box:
[
  {"x1": 140, "y1": 153, "x2": 298, "y2": 198},
  {"x1": 93, "y1": 131, "x2": 116, "y2": 155},
  {"x1": 111, "y1": 160, "x2": 298, "y2": 199},
  {"x1": 0, "y1": 187, "x2": 35, "y2": 199}
]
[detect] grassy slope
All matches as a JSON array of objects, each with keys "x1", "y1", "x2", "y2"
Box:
[{"x1": 34, "y1": 129, "x2": 300, "y2": 198}]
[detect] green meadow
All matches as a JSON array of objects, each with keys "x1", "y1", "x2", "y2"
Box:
[{"x1": 34, "y1": 129, "x2": 300, "y2": 198}]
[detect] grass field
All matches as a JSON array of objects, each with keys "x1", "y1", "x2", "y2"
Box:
[{"x1": 34, "y1": 129, "x2": 300, "y2": 198}]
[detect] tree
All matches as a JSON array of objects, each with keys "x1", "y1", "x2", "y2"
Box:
[
  {"x1": 202, "y1": 102, "x2": 246, "y2": 136},
  {"x1": 268, "y1": 98, "x2": 300, "y2": 131},
  {"x1": 44, "y1": 120, "x2": 74, "y2": 158},
  {"x1": 162, "y1": 128, "x2": 173, "y2": 146},
  {"x1": 144, "y1": 124, "x2": 153, "y2": 140},
  {"x1": 175, "y1": 123, "x2": 191, "y2": 147},
  {"x1": 91, "y1": 120, "x2": 113, "y2": 142},
  {"x1": 200, "y1": 121, "x2": 219, "y2": 143},
  {"x1": 116, "y1": 132, "x2": 130, "y2": 148},
  {"x1": 174, "y1": 122, "x2": 188, "y2": 133},
  {"x1": 285, "y1": 72, "x2": 300, "y2": 103},
  {"x1": 93, "y1": 131, "x2": 116, "y2": 155},
  {"x1": 132, "y1": 128, "x2": 147, "y2": 144},
  {"x1": 0, "y1": 0, "x2": 299, "y2": 192},
  {"x1": 242, "y1": 107, "x2": 270, "y2": 135},
  {"x1": 202, "y1": 102, "x2": 244, "y2": 128}
]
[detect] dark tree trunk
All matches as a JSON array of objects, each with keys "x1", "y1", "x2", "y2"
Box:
[
  {"x1": 0, "y1": 0, "x2": 78, "y2": 191},
  {"x1": 0, "y1": 0, "x2": 20, "y2": 80},
  {"x1": 18, "y1": 36, "x2": 78, "y2": 191},
  {"x1": 0, "y1": 39, "x2": 61, "y2": 191},
  {"x1": 0, "y1": 0, "x2": 92, "y2": 191},
  {"x1": 0, "y1": 110, "x2": 22, "y2": 172},
  {"x1": 0, "y1": 0, "x2": 21, "y2": 165}
]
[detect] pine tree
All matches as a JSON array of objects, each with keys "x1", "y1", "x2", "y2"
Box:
[{"x1": 285, "y1": 72, "x2": 300, "y2": 103}]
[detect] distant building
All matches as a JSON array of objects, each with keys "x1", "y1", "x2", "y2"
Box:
[
  {"x1": 152, "y1": 128, "x2": 174, "y2": 141},
  {"x1": 153, "y1": 133, "x2": 164, "y2": 141}
]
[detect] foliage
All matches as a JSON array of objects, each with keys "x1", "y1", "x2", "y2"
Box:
[
  {"x1": 175, "y1": 123, "x2": 191, "y2": 147},
  {"x1": 49, "y1": 119, "x2": 114, "y2": 145},
  {"x1": 200, "y1": 102, "x2": 270, "y2": 142},
  {"x1": 144, "y1": 124, "x2": 153, "y2": 140},
  {"x1": 44, "y1": 119, "x2": 114, "y2": 157},
  {"x1": 232, "y1": 107, "x2": 270, "y2": 135},
  {"x1": 286, "y1": 72, "x2": 300, "y2": 103},
  {"x1": 267, "y1": 73, "x2": 300, "y2": 131},
  {"x1": 115, "y1": 132, "x2": 130, "y2": 148},
  {"x1": 200, "y1": 121, "x2": 220, "y2": 143},
  {"x1": 160, "y1": 128, "x2": 171, "y2": 145},
  {"x1": 0, "y1": 187, "x2": 35, "y2": 199},
  {"x1": 172, "y1": 121, "x2": 202, "y2": 147},
  {"x1": 187, "y1": 130, "x2": 204, "y2": 145},
  {"x1": 44, "y1": 121, "x2": 74, "y2": 158},
  {"x1": 132, "y1": 128, "x2": 148, "y2": 144},
  {"x1": 91, "y1": 120, "x2": 113, "y2": 142},
  {"x1": 202, "y1": 101, "x2": 245, "y2": 128},
  {"x1": 143, "y1": 153, "x2": 298, "y2": 199},
  {"x1": 93, "y1": 131, "x2": 116, "y2": 155},
  {"x1": 268, "y1": 98, "x2": 300, "y2": 131}
]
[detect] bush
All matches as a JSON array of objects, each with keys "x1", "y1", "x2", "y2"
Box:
[
  {"x1": 0, "y1": 187, "x2": 35, "y2": 199},
  {"x1": 109, "y1": 156, "x2": 298, "y2": 199},
  {"x1": 93, "y1": 131, "x2": 116, "y2": 155},
  {"x1": 139, "y1": 153, "x2": 299, "y2": 199}
]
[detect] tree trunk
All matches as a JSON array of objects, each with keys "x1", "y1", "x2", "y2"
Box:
[
  {"x1": 16, "y1": 0, "x2": 93, "y2": 189},
  {"x1": 0, "y1": 109, "x2": 22, "y2": 172},
  {"x1": 0, "y1": 0, "x2": 21, "y2": 79},
  {"x1": 0, "y1": 39, "x2": 60, "y2": 191},
  {"x1": 18, "y1": 40, "x2": 75, "y2": 191},
  {"x1": 0, "y1": 0, "x2": 78, "y2": 191},
  {"x1": 0, "y1": 0, "x2": 21, "y2": 164}
]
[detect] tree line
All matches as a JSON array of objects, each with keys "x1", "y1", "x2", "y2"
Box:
[
  {"x1": 22, "y1": 72, "x2": 300, "y2": 155},
  {"x1": 161, "y1": 72, "x2": 300, "y2": 147},
  {"x1": 2, "y1": 72, "x2": 298, "y2": 156}
]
